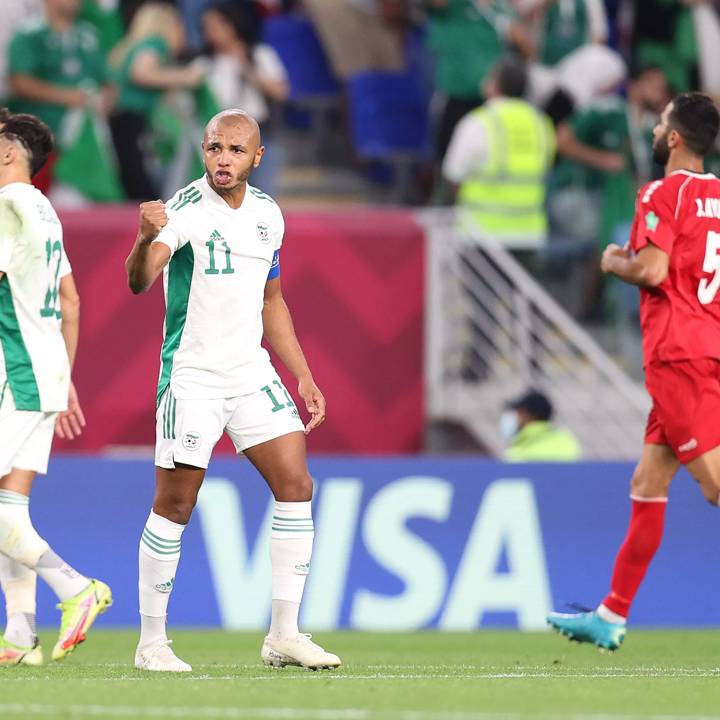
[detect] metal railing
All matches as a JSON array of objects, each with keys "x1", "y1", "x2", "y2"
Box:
[{"x1": 422, "y1": 209, "x2": 650, "y2": 460}]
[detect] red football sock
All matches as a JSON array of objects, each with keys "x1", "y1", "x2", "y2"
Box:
[{"x1": 601, "y1": 497, "x2": 667, "y2": 619}]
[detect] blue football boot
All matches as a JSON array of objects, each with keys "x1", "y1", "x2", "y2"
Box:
[{"x1": 547, "y1": 609, "x2": 626, "y2": 651}]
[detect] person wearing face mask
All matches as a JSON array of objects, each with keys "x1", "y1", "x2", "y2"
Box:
[{"x1": 501, "y1": 389, "x2": 581, "y2": 462}]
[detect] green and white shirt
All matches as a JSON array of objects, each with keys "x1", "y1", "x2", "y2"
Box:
[
  {"x1": 0, "y1": 183, "x2": 71, "y2": 412},
  {"x1": 153, "y1": 177, "x2": 284, "y2": 403}
]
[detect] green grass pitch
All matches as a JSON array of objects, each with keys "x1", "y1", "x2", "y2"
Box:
[{"x1": 3, "y1": 630, "x2": 720, "y2": 719}]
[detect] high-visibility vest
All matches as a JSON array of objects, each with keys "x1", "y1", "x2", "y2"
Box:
[
  {"x1": 458, "y1": 98, "x2": 555, "y2": 247},
  {"x1": 505, "y1": 421, "x2": 582, "y2": 462}
]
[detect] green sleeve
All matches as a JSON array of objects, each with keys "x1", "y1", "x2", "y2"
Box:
[
  {"x1": 8, "y1": 31, "x2": 38, "y2": 75},
  {"x1": 570, "y1": 108, "x2": 603, "y2": 146},
  {"x1": 138, "y1": 36, "x2": 170, "y2": 63}
]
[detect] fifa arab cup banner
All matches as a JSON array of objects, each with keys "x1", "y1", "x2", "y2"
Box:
[{"x1": 23, "y1": 457, "x2": 720, "y2": 629}]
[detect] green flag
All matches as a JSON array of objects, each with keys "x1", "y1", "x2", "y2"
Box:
[
  {"x1": 54, "y1": 109, "x2": 124, "y2": 202},
  {"x1": 151, "y1": 82, "x2": 222, "y2": 193}
]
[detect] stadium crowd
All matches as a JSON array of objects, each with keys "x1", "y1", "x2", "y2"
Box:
[{"x1": 2, "y1": 0, "x2": 720, "y2": 323}]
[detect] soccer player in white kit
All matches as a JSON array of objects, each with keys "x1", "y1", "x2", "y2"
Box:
[
  {"x1": 0, "y1": 110, "x2": 112, "y2": 666},
  {"x1": 125, "y1": 109, "x2": 341, "y2": 672}
]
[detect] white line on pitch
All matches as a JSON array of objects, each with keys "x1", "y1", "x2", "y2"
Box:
[{"x1": 1, "y1": 706, "x2": 720, "y2": 720}]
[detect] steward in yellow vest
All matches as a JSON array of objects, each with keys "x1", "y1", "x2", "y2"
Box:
[
  {"x1": 443, "y1": 58, "x2": 556, "y2": 249},
  {"x1": 501, "y1": 389, "x2": 582, "y2": 462}
]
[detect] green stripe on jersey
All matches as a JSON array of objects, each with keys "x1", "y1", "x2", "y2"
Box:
[
  {"x1": 170, "y1": 187, "x2": 202, "y2": 212},
  {"x1": 157, "y1": 244, "x2": 194, "y2": 406},
  {"x1": 0, "y1": 275, "x2": 40, "y2": 410},
  {"x1": 249, "y1": 187, "x2": 276, "y2": 204}
]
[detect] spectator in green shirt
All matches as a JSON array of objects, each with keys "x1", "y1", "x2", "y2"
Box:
[
  {"x1": 108, "y1": 2, "x2": 203, "y2": 200},
  {"x1": 426, "y1": 0, "x2": 533, "y2": 185},
  {"x1": 8, "y1": 0, "x2": 114, "y2": 141},
  {"x1": 553, "y1": 65, "x2": 669, "y2": 252}
]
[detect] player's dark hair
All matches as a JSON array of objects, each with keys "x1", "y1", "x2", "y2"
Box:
[
  {"x1": 668, "y1": 93, "x2": 720, "y2": 157},
  {"x1": 492, "y1": 57, "x2": 527, "y2": 99},
  {"x1": 0, "y1": 111, "x2": 54, "y2": 177}
]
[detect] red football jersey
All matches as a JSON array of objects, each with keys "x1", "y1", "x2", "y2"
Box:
[{"x1": 630, "y1": 170, "x2": 720, "y2": 364}]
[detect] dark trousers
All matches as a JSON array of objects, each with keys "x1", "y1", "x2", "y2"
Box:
[{"x1": 109, "y1": 110, "x2": 160, "y2": 201}]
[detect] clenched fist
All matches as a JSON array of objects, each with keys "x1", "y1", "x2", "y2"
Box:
[{"x1": 139, "y1": 200, "x2": 168, "y2": 242}]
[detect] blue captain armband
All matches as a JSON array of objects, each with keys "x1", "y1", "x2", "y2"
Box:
[{"x1": 267, "y1": 250, "x2": 280, "y2": 280}]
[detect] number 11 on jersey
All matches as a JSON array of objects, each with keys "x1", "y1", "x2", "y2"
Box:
[{"x1": 205, "y1": 230, "x2": 234, "y2": 275}]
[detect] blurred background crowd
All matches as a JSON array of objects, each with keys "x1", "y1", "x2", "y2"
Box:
[{"x1": 4, "y1": 0, "x2": 720, "y2": 387}]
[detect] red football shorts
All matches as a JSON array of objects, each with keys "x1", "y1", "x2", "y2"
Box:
[{"x1": 644, "y1": 358, "x2": 720, "y2": 462}]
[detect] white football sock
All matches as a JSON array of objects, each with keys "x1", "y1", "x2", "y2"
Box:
[
  {"x1": 597, "y1": 604, "x2": 627, "y2": 624},
  {"x1": 35, "y1": 549, "x2": 90, "y2": 601},
  {"x1": 138, "y1": 510, "x2": 185, "y2": 647},
  {"x1": 269, "y1": 501, "x2": 313, "y2": 639},
  {"x1": 0, "y1": 552, "x2": 37, "y2": 647},
  {"x1": 0, "y1": 489, "x2": 87, "y2": 601}
]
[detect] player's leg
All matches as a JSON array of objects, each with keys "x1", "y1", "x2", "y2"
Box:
[
  {"x1": 548, "y1": 442, "x2": 678, "y2": 650},
  {"x1": 0, "y1": 408, "x2": 111, "y2": 663},
  {"x1": 685, "y1": 445, "x2": 720, "y2": 505},
  {"x1": 135, "y1": 463, "x2": 205, "y2": 673},
  {"x1": 242, "y1": 430, "x2": 341, "y2": 670},
  {"x1": 0, "y1": 469, "x2": 41, "y2": 665},
  {"x1": 135, "y1": 392, "x2": 220, "y2": 672}
]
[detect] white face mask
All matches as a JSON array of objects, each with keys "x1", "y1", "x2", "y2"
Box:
[{"x1": 499, "y1": 410, "x2": 519, "y2": 440}]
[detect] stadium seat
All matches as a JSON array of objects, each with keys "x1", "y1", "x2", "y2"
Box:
[
  {"x1": 346, "y1": 70, "x2": 431, "y2": 202},
  {"x1": 263, "y1": 13, "x2": 340, "y2": 156},
  {"x1": 263, "y1": 13, "x2": 339, "y2": 103}
]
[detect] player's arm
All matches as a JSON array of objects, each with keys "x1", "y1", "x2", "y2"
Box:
[
  {"x1": 56, "y1": 273, "x2": 85, "y2": 440},
  {"x1": 10, "y1": 74, "x2": 88, "y2": 109},
  {"x1": 556, "y1": 122, "x2": 625, "y2": 173},
  {"x1": 262, "y1": 277, "x2": 326, "y2": 433},
  {"x1": 125, "y1": 201, "x2": 172, "y2": 294},
  {"x1": 59, "y1": 273, "x2": 80, "y2": 368},
  {"x1": 600, "y1": 243, "x2": 669, "y2": 288}
]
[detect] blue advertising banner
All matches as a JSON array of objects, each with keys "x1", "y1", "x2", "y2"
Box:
[{"x1": 16, "y1": 457, "x2": 720, "y2": 630}]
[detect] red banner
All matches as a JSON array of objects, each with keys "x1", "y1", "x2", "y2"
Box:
[{"x1": 55, "y1": 206, "x2": 424, "y2": 454}]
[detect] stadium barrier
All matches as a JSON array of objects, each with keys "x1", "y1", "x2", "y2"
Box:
[{"x1": 22, "y1": 457, "x2": 720, "y2": 629}]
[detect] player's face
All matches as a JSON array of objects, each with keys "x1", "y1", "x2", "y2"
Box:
[
  {"x1": 203, "y1": 121, "x2": 263, "y2": 193},
  {"x1": 652, "y1": 103, "x2": 673, "y2": 166},
  {"x1": 47, "y1": 0, "x2": 82, "y2": 18}
]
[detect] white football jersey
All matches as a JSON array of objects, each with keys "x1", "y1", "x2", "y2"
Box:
[
  {"x1": 153, "y1": 177, "x2": 284, "y2": 402},
  {"x1": 0, "y1": 182, "x2": 71, "y2": 412}
]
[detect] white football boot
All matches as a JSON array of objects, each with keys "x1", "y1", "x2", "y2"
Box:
[
  {"x1": 135, "y1": 639, "x2": 192, "y2": 672},
  {"x1": 261, "y1": 633, "x2": 341, "y2": 670}
]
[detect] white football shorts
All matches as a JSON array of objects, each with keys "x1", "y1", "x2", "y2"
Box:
[
  {"x1": 0, "y1": 386, "x2": 57, "y2": 477},
  {"x1": 155, "y1": 373, "x2": 305, "y2": 470}
]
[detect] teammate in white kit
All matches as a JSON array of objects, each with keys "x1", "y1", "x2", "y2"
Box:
[
  {"x1": 125, "y1": 109, "x2": 341, "y2": 672},
  {"x1": 0, "y1": 110, "x2": 111, "y2": 666}
]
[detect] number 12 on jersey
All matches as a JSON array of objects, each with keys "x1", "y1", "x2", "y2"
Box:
[
  {"x1": 698, "y1": 231, "x2": 720, "y2": 305},
  {"x1": 40, "y1": 239, "x2": 62, "y2": 318}
]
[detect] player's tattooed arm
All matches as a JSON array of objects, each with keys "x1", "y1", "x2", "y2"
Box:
[
  {"x1": 262, "y1": 277, "x2": 326, "y2": 433},
  {"x1": 125, "y1": 201, "x2": 172, "y2": 294},
  {"x1": 600, "y1": 243, "x2": 669, "y2": 288}
]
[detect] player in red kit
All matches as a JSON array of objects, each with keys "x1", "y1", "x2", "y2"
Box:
[{"x1": 547, "y1": 92, "x2": 720, "y2": 650}]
